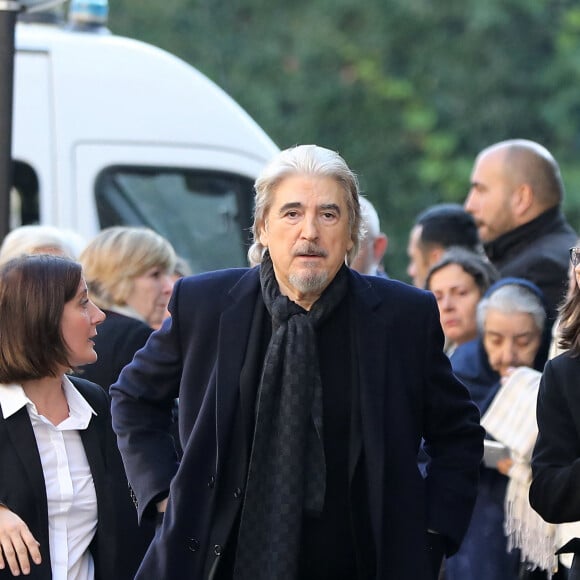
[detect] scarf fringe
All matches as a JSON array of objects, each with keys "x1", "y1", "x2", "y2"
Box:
[{"x1": 505, "y1": 494, "x2": 557, "y2": 577}]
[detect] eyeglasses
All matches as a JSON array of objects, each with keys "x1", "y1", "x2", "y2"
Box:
[{"x1": 570, "y1": 247, "x2": 580, "y2": 267}]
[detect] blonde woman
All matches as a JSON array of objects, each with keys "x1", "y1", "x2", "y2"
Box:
[{"x1": 79, "y1": 226, "x2": 176, "y2": 391}]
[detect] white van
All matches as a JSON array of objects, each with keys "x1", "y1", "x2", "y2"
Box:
[{"x1": 11, "y1": 7, "x2": 278, "y2": 272}]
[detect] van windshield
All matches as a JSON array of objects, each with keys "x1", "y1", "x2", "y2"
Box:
[{"x1": 96, "y1": 167, "x2": 254, "y2": 274}]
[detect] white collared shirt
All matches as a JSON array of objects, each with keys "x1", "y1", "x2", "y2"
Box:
[
  {"x1": 0, "y1": 376, "x2": 98, "y2": 580},
  {"x1": 108, "y1": 304, "x2": 147, "y2": 323}
]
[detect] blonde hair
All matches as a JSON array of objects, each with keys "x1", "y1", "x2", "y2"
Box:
[{"x1": 80, "y1": 226, "x2": 176, "y2": 309}]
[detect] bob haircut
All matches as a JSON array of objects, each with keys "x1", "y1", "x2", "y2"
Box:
[
  {"x1": 247, "y1": 144, "x2": 363, "y2": 267},
  {"x1": 425, "y1": 247, "x2": 499, "y2": 295},
  {"x1": 80, "y1": 226, "x2": 176, "y2": 310},
  {"x1": 0, "y1": 254, "x2": 82, "y2": 382},
  {"x1": 476, "y1": 282, "x2": 546, "y2": 336}
]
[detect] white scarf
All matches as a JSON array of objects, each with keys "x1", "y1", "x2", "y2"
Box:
[{"x1": 481, "y1": 367, "x2": 557, "y2": 577}]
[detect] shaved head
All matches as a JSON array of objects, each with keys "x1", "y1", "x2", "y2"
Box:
[{"x1": 477, "y1": 139, "x2": 564, "y2": 207}]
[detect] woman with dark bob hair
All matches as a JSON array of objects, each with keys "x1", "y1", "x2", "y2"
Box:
[
  {"x1": 0, "y1": 254, "x2": 120, "y2": 579},
  {"x1": 530, "y1": 245, "x2": 580, "y2": 579}
]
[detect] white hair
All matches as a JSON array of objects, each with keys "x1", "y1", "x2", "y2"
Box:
[
  {"x1": 358, "y1": 196, "x2": 380, "y2": 240},
  {"x1": 477, "y1": 283, "x2": 546, "y2": 334},
  {"x1": 247, "y1": 144, "x2": 362, "y2": 266},
  {"x1": 0, "y1": 225, "x2": 84, "y2": 264}
]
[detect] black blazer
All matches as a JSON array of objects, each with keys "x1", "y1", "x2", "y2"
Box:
[
  {"x1": 80, "y1": 310, "x2": 152, "y2": 392},
  {"x1": 0, "y1": 376, "x2": 117, "y2": 579},
  {"x1": 530, "y1": 352, "x2": 580, "y2": 524},
  {"x1": 530, "y1": 353, "x2": 580, "y2": 575},
  {"x1": 111, "y1": 267, "x2": 484, "y2": 579}
]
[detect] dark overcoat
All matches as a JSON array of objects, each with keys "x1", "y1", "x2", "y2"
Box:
[
  {"x1": 483, "y1": 206, "x2": 576, "y2": 322},
  {"x1": 111, "y1": 267, "x2": 484, "y2": 579}
]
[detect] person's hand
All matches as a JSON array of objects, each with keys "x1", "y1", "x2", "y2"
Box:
[
  {"x1": 496, "y1": 456, "x2": 513, "y2": 475},
  {"x1": 0, "y1": 505, "x2": 41, "y2": 576}
]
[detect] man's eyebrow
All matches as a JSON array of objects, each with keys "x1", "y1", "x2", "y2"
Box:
[
  {"x1": 278, "y1": 202, "x2": 303, "y2": 214},
  {"x1": 320, "y1": 203, "x2": 341, "y2": 214},
  {"x1": 276, "y1": 202, "x2": 342, "y2": 214}
]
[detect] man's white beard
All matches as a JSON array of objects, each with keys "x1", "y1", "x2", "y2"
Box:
[{"x1": 289, "y1": 270, "x2": 329, "y2": 295}]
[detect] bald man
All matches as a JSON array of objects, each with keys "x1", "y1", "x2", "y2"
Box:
[{"x1": 465, "y1": 139, "x2": 576, "y2": 322}]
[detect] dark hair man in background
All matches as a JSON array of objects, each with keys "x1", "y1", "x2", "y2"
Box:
[{"x1": 407, "y1": 203, "x2": 482, "y2": 287}]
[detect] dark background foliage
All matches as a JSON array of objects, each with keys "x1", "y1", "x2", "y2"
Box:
[{"x1": 110, "y1": 0, "x2": 580, "y2": 280}]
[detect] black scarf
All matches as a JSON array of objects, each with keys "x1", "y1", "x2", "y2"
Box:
[{"x1": 233, "y1": 252, "x2": 349, "y2": 580}]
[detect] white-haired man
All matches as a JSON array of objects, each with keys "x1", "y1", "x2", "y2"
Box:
[
  {"x1": 350, "y1": 196, "x2": 389, "y2": 277},
  {"x1": 111, "y1": 144, "x2": 483, "y2": 580}
]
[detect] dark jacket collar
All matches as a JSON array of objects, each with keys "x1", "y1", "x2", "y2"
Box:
[{"x1": 484, "y1": 206, "x2": 567, "y2": 262}]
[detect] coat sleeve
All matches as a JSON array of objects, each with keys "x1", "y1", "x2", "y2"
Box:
[
  {"x1": 110, "y1": 285, "x2": 185, "y2": 522},
  {"x1": 420, "y1": 293, "x2": 485, "y2": 554},
  {"x1": 529, "y1": 357, "x2": 580, "y2": 523}
]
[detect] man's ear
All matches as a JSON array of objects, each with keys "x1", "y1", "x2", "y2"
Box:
[
  {"x1": 512, "y1": 183, "x2": 534, "y2": 218},
  {"x1": 258, "y1": 220, "x2": 269, "y2": 246},
  {"x1": 373, "y1": 234, "x2": 388, "y2": 263},
  {"x1": 427, "y1": 246, "x2": 444, "y2": 268},
  {"x1": 347, "y1": 235, "x2": 355, "y2": 253}
]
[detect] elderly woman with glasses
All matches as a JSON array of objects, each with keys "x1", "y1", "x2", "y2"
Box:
[{"x1": 530, "y1": 245, "x2": 580, "y2": 580}]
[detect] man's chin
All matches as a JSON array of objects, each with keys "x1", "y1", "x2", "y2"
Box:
[
  {"x1": 477, "y1": 225, "x2": 494, "y2": 244},
  {"x1": 289, "y1": 270, "x2": 329, "y2": 295}
]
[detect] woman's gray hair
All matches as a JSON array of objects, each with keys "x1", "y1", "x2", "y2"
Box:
[
  {"x1": 247, "y1": 144, "x2": 363, "y2": 266},
  {"x1": 0, "y1": 224, "x2": 84, "y2": 264},
  {"x1": 476, "y1": 283, "x2": 546, "y2": 334}
]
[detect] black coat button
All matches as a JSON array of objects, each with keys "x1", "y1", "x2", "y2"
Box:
[
  {"x1": 214, "y1": 544, "x2": 222, "y2": 556},
  {"x1": 186, "y1": 538, "x2": 200, "y2": 552},
  {"x1": 208, "y1": 475, "x2": 216, "y2": 489},
  {"x1": 233, "y1": 487, "x2": 242, "y2": 499}
]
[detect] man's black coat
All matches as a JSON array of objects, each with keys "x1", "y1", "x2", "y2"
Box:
[{"x1": 111, "y1": 267, "x2": 484, "y2": 579}]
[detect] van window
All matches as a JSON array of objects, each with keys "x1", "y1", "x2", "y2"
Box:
[
  {"x1": 96, "y1": 167, "x2": 254, "y2": 274},
  {"x1": 11, "y1": 161, "x2": 40, "y2": 227}
]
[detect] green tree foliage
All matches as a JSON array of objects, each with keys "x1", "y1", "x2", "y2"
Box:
[{"x1": 110, "y1": 0, "x2": 580, "y2": 280}]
